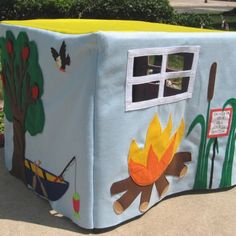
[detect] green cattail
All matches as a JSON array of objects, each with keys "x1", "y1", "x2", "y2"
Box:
[{"x1": 208, "y1": 62, "x2": 217, "y2": 101}]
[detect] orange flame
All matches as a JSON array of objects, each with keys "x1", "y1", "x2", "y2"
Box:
[{"x1": 128, "y1": 115, "x2": 185, "y2": 186}]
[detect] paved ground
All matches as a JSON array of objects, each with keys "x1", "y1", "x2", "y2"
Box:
[
  {"x1": 169, "y1": 0, "x2": 236, "y2": 13},
  {"x1": 0, "y1": 149, "x2": 236, "y2": 236}
]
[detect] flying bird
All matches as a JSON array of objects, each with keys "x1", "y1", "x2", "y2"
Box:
[{"x1": 51, "y1": 41, "x2": 70, "y2": 72}]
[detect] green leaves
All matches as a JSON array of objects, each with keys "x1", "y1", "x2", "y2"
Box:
[
  {"x1": 3, "y1": 91, "x2": 13, "y2": 122},
  {"x1": 220, "y1": 98, "x2": 236, "y2": 187},
  {"x1": 188, "y1": 97, "x2": 236, "y2": 189},
  {"x1": 187, "y1": 113, "x2": 208, "y2": 189},
  {"x1": 0, "y1": 32, "x2": 14, "y2": 122},
  {"x1": 25, "y1": 99, "x2": 45, "y2": 136},
  {"x1": 1, "y1": 0, "x2": 174, "y2": 23},
  {"x1": 187, "y1": 103, "x2": 214, "y2": 189},
  {"x1": 78, "y1": 0, "x2": 174, "y2": 23},
  {"x1": 173, "y1": 13, "x2": 213, "y2": 29},
  {"x1": 0, "y1": 110, "x2": 4, "y2": 134},
  {"x1": 187, "y1": 114, "x2": 205, "y2": 137},
  {"x1": 0, "y1": 30, "x2": 45, "y2": 136},
  {"x1": 27, "y1": 41, "x2": 43, "y2": 97}
]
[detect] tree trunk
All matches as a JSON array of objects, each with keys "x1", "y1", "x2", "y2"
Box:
[{"x1": 10, "y1": 115, "x2": 26, "y2": 184}]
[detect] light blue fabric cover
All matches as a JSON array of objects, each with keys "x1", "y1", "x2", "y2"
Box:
[{"x1": 0, "y1": 24, "x2": 236, "y2": 229}]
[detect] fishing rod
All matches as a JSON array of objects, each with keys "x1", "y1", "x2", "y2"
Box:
[
  {"x1": 53, "y1": 156, "x2": 76, "y2": 182},
  {"x1": 59, "y1": 156, "x2": 76, "y2": 178}
]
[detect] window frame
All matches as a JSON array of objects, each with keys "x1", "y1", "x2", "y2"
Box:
[{"x1": 125, "y1": 46, "x2": 200, "y2": 111}]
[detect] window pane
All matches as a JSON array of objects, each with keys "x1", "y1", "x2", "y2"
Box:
[
  {"x1": 164, "y1": 77, "x2": 189, "y2": 97},
  {"x1": 132, "y1": 81, "x2": 159, "y2": 102},
  {"x1": 166, "y1": 53, "x2": 193, "y2": 72},
  {"x1": 166, "y1": 78, "x2": 183, "y2": 90},
  {"x1": 133, "y1": 55, "x2": 162, "y2": 76}
]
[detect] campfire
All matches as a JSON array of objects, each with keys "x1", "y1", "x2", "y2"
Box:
[{"x1": 111, "y1": 114, "x2": 191, "y2": 214}]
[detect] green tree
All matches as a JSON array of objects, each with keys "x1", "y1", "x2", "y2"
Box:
[{"x1": 0, "y1": 31, "x2": 45, "y2": 183}]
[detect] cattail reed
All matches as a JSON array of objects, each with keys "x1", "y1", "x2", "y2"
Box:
[{"x1": 208, "y1": 62, "x2": 217, "y2": 101}]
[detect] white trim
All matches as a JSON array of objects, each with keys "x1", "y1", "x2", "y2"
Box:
[
  {"x1": 128, "y1": 46, "x2": 200, "y2": 57},
  {"x1": 125, "y1": 45, "x2": 200, "y2": 111},
  {"x1": 126, "y1": 93, "x2": 192, "y2": 111}
]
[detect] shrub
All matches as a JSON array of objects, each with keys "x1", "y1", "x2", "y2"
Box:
[
  {"x1": 223, "y1": 8, "x2": 236, "y2": 16},
  {"x1": 173, "y1": 13, "x2": 213, "y2": 29},
  {"x1": 0, "y1": 0, "x2": 175, "y2": 23},
  {"x1": 0, "y1": 0, "x2": 17, "y2": 20},
  {"x1": 77, "y1": 0, "x2": 175, "y2": 23},
  {"x1": 13, "y1": 0, "x2": 78, "y2": 19},
  {"x1": 0, "y1": 0, "x2": 215, "y2": 30}
]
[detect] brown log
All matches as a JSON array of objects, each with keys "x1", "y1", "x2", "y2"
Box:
[
  {"x1": 139, "y1": 185, "x2": 153, "y2": 213},
  {"x1": 176, "y1": 152, "x2": 192, "y2": 162},
  {"x1": 112, "y1": 177, "x2": 154, "y2": 214},
  {"x1": 113, "y1": 201, "x2": 125, "y2": 215},
  {"x1": 113, "y1": 184, "x2": 141, "y2": 215},
  {"x1": 110, "y1": 177, "x2": 133, "y2": 195},
  {"x1": 165, "y1": 152, "x2": 191, "y2": 177},
  {"x1": 111, "y1": 152, "x2": 191, "y2": 214},
  {"x1": 155, "y1": 175, "x2": 169, "y2": 197}
]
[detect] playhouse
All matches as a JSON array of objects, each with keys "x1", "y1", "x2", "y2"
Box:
[{"x1": 0, "y1": 19, "x2": 235, "y2": 229}]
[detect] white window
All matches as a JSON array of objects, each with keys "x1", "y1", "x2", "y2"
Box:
[{"x1": 125, "y1": 46, "x2": 200, "y2": 111}]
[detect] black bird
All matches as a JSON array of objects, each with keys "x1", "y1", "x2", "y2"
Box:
[{"x1": 51, "y1": 41, "x2": 70, "y2": 72}]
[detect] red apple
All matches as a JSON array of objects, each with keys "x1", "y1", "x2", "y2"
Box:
[
  {"x1": 6, "y1": 40, "x2": 13, "y2": 54},
  {"x1": 1, "y1": 74, "x2": 6, "y2": 87},
  {"x1": 21, "y1": 47, "x2": 30, "y2": 61},
  {"x1": 31, "y1": 85, "x2": 39, "y2": 100}
]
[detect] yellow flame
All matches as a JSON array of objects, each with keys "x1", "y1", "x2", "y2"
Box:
[{"x1": 128, "y1": 114, "x2": 185, "y2": 167}]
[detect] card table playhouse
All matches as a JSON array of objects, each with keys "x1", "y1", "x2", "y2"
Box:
[{"x1": 0, "y1": 19, "x2": 236, "y2": 229}]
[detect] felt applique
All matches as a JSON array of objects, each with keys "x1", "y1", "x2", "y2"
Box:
[
  {"x1": 110, "y1": 115, "x2": 191, "y2": 215},
  {"x1": 0, "y1": 31, "x2": 45, "y2": 184},
  {"x1": 73, "y1": 192, "x2": 80, "y2": 219},
  {"x1": 220, "y1": 98, "x2": 236, "y2": 188},
  {"x1": 51, "y1": 41, "x2": 70, "y2": 72},
  {"x1": 207, "y1": 108, "x2": 232, "y2": 139},
  {"x1": 187, "y1": 63, "x2": 220, "y2": 189},
  {"x1": 24, "y1": 159, "x2": 69, "y2": 201},
  {"x1": 71, "y1": 157, "x2": 80, "y2": 219},
  {"x1": 187, "y1": 62, "x2": 236, "y2": 189},
  {"x1": 125, "y1": 46, "x2": 200, "y2": 111},
  {"x1": 24, "y1": 156, "x2": 77, "y2": 201}
]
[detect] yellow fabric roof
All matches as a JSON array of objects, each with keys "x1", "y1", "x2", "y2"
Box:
[{"x1": 1, "y1": 19, "x2": 216, "y2": 35}]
